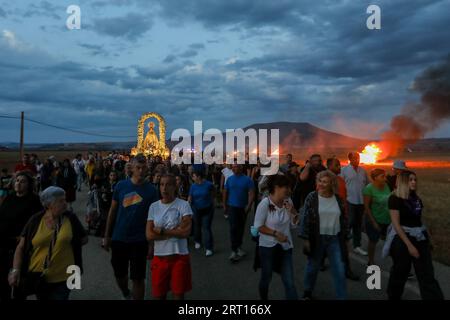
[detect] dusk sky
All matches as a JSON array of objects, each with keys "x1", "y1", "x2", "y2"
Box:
[{"x1": 0, "y1": 0, "x2": 449, "y2": 143}]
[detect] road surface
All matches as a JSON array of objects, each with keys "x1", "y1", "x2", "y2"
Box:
[{"x1": 67, "y1": 189, "x2": 449, "y2": 300}]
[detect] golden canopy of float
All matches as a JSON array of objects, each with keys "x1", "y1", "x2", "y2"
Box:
[{"x1": 131, "y1": 112, "x2": 170, "y2": 159}]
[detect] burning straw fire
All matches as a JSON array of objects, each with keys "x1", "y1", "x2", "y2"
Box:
[{"x1": 359, "y1": 143, "x2": 382, "y2": 164}]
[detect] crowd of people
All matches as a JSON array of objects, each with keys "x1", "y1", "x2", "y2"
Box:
[{"x1": 0, "y1": 150, "x2": 444, "y2": 301}]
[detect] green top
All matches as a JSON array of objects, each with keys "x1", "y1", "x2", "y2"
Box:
[{"x1": 363, "y1": 183, "x2": 391, "y2": 224}]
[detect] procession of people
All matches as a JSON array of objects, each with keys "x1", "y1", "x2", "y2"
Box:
[{"x1": 0, "y1": 150, "x2": 444, "y2": 301}]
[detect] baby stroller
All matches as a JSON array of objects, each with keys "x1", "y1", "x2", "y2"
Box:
[{"x1": 86, "y1": 186, "x2": 101, "y2": 235}]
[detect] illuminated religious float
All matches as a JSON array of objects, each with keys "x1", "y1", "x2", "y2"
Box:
[{"x1": 131, "y1": 112, "x2": 170, "y2": 158}]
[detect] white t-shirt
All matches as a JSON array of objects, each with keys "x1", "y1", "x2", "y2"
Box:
[
  {"x1": 147, "y1": 198, "x2": 193, "y2": 256},
  {"x1": 318, "y1": 195, "x2": 341, "y2": 236},
  {"x1": 254, "y1": 197, "x2": 298, "y2": 250},
  {"x1": 72, "y1": 159, "x2": 85, "y2": 174},
  {"x1": 221, "y1": 168, "x2": 233, "y2": 185}
]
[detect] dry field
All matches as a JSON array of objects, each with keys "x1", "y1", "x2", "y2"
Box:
[{"x1": 1, "y1": 150, "x2": 450, "y2": 265}]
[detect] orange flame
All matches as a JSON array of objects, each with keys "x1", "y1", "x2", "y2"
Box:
[{"x1": 359, "y1": 143, "x2": 382, "y2": 164}]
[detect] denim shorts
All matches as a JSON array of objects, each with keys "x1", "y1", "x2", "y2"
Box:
[{"x1": 365, "y1": 220, "x2": 388, "y2": 242}]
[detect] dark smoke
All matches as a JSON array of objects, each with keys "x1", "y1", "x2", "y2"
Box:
[{"x1": 380, "y1": 56, "x2": 450, "y2": 157}]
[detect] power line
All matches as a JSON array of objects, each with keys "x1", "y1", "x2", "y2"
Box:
[{"x1": 0, "y1": 114, "x2": 135, "y2": 139}]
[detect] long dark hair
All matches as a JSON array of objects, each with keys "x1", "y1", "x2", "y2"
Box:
[{"x1": 267, "y1": 174, "x2": 291, "y2": 194}]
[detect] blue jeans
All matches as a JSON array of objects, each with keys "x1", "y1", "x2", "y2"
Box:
[
  {"x1": 193, "y1": 206, "x2": 214, "y2": 251},
  {"x1": 304, "y1": 235, "x2": 347, "y2": 300},
  {"x1": 348, "y1": 203, "x2": 364, "y2": 248},
  {"x1": 259, "y1": 245, "x2": 298, "y2": 300}
]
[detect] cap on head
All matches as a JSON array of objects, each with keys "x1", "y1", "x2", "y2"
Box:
[{"x1": 393, "y1": 160, "x2": 407, "y2": 170}]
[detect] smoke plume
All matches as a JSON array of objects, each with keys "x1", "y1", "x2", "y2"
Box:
[{"x1": 380, "y1": 56, "x2": 450, "y2": 157}]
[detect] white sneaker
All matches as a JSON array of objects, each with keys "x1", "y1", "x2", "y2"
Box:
[
  {"x1": 195, "y1": 242, "x2": 201, "y2": 250},
  {"x1": 229, "y1": 251, "x2": 239, "y2": 261},
  {"x1": 353, "y1": 247, "x2": 368, "y2": 256},
  {"x1": 205, "y1": 250, "x2": 213, "y2": 257},
  {"x1": 237, "y1": 248, "x2": 247, "y2": 257}
]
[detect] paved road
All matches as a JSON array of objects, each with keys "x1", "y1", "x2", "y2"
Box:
[{"x1": 69, "y1": 190, "x2": 449, "y2": 300}]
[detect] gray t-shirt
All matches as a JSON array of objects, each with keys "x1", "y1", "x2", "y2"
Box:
[{"x1": 147, "y1": 198, "x2": 193, "y2": 256}]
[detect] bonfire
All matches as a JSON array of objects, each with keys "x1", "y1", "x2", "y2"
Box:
[{"x1": 359, "y1": 143, "x2": 382, "y2": 164}]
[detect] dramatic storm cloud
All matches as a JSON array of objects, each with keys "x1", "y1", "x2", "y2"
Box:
[{"x1": 0, "y1": 0, "x2": 449, "y2": 143}]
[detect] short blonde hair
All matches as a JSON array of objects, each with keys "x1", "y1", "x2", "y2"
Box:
[
  {"x1": 316, "y1": 170, "x2": 337, "y2": 194},
  {"x1": 394, "y1": 171, "x2": 417, "y2": 200}
]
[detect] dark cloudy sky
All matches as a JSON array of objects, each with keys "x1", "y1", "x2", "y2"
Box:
[{"x1": 0, "y1": 0, "x2": 449, "y2": 143}]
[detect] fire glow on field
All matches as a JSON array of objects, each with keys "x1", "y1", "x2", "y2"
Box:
[{"x1": 359, "y1": 143, "x2": 382, "y2": 164}]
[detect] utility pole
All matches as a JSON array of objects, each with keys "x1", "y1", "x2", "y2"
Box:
[{"x1": 19, "y1": 111, "x2": 24, "y2": 161}]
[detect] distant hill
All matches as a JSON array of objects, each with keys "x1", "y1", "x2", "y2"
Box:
[
  {"x1": 244, "y1": 122, "x2": 368, "y2": 149},
  {"x1": 1, "y1": 122, "x2": 449, "y2": 155}
]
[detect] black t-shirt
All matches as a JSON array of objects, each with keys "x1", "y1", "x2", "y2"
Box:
[
  {"x1": 0, "y1": 193, "x2": 43, "y2": 247},
  {"x1": 386, "y1": 174, "x2": 396, "y2": 191},
  {"x1": 388, "y1": 193, "x2": 423, "y2": 227}
]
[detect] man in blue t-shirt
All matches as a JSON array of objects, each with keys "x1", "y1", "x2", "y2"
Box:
[
  {"x1": 223, "y1": 164, "x2": 255, "y2": 262},
  {"x1": 103, "y1": 154, "x2": 159, "y2": 300}
]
